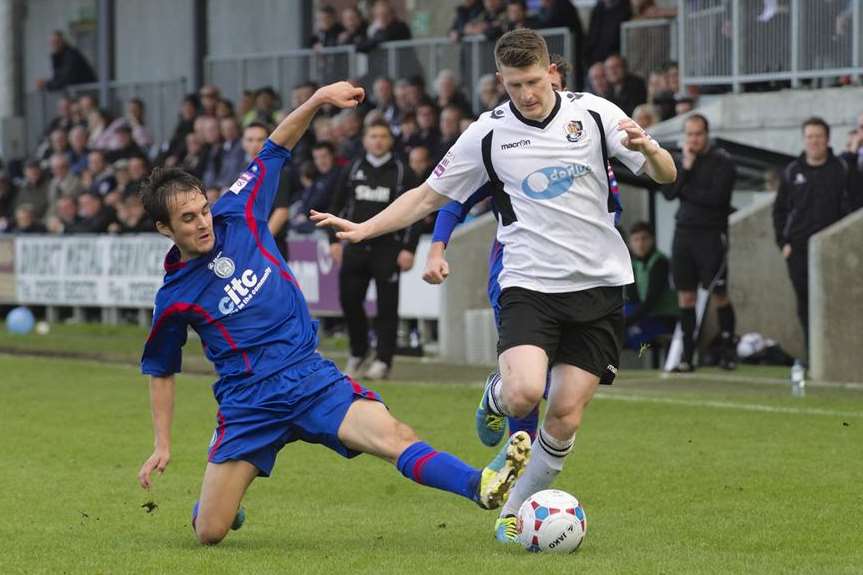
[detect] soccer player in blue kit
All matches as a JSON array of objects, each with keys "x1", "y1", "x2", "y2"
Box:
[{"x1": 136, "y1": 81, "x2": 531, "y2": 546}]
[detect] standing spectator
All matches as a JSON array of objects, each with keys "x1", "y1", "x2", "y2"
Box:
[
  {"x1": 586, "y1": 0, "x2": 632, "y2": 67},
  {"x1": 538, "y1": 0, "x2": 585, "y2": 90},
  {"x1": 436, "y1": 105, "x2": 463, "y2": 162},
  {"x1": 198, "y1": 84, "x2": 221, "y2": 117},
  {"x1": 487, "y1": 0, "x2": 540, "y2": 40},
  {"x1": 434, "y1": 70, "x2": 473, "y2": 119},
  {"x1": 464, "y1": 0, "x2": 506, "y2": 36},
  {"x1": 338, "y1": 6, "x2": 368, "y2": 46},
  {"x1": 357, "y1": 0, "x2": 413, "y2": 52},
  {"x1": 13, "y1": 204, "x2": 47, "y2": 234},
  {"x1": 85, "y1": 150, "x2": 116, "y2": 197},
  {"x1": 604, "y1": 54, "x2": 647, "y2": 116},
  {"x1": 327, "y1": 119, "x2": 421, "y2": 380},
  {"x1": 449, "y1": 0, "x2": 485, "y2": 41},
  {"x1": 309, "y1": 6, "x2": 345, "y2": 48},
  {"x1": 773, "y1": 117, "x2": 852, "y2": 358},
  {"x1": 49, "y1": 153, "x2": 84, "y2": 201},
  {"x1": 586, "y1": 62, "x2": 610, "y2": 97},
  {"x1": 46, "y1": 195, "x2": 79, "y2": 234},
  {"x1": 624, "y1": 221, "x2": 678, "y2": 351},
  {"x1": 68, "y1": 125, "x2": 90, "y2": 175},
  {"x1": 215, "y1": 117, "x2": 246, "y2": 188},
  {"x1": 36, "y1": 31, "x2": 96, "y2": 91},
  {"x1": 839, "y1": 113, "x2": 863, "y2": 212},
  {"x1": 661, "y1": 114, "x2": 737, "y2": 372},
  {"x1": 65, "y1": 192, "x2": 114, "y2": 234},
  {"x1": 15, "y1": 161, "x2": 50, "y2": 219}
]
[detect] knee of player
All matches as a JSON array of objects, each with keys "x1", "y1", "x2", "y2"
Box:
[
  {"x1": 195, "y1": 521, "x2": 229, "y2": 546},
  {"x1": 502, "y1": 385, "x2": 543, "y2": 418},
  {"x1": 543, "y1": 410, "x2": 583, "y2": 437}
]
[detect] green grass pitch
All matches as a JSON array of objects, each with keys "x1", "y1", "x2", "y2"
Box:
[{"x1": 1, "y1": 327, "x2": 862, "y2": 574}]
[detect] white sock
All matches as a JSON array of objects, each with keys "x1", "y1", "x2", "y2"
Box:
[
  {"x1": 500, "y1": 427, "x2": 574, "y2": 517},
  {"x1": 486, "y1": 372, "x2": 510, "y2": 416}
]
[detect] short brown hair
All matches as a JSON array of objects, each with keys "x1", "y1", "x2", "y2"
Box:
[
  {"x1": 494, "y1": 29, "x2": 549, "y2": 70},
  {"x1": 550, "y1": 54, "x2": 571, "y2": 89},
  {"x1": 364, "y1": 117, "x2": 393, "y2": 136},
  {"x1": 802, "y1": 116, "x2": 830, "y2": 138}
]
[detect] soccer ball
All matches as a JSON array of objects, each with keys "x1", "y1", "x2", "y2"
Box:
[{"x1": 516, "y1": 489, "x2": 586, "y2": 553}]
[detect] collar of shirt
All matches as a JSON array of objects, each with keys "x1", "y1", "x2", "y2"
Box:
[{"x1": 366, "y1": 152, "x2": 392, "y2": 168}]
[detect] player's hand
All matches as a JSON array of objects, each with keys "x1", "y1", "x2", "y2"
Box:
[
  {"x1": 329, "y1": 242, "x2": 343, "y2": 267},
  {"x1": 782, "y1": 244, "x2": 792, "y2": 259},
  {"x1": 310, "y1": 210, "x2": 369, "y2": 243},
  {"x1": 397, "y1": 250, "x2": 415, "y2": 272},
  {"x1": 618, "y1": 118, "x2": 658, "y2": 155},
  {"x1": 316, "y1": 82, "x2": 365, "y2": 110},
  {"x1": 138, "y1": 447, "x2": 171, "y2": 489},
  {"x1": 422, "y1": 243, "x2": 450, "y2": 284}
]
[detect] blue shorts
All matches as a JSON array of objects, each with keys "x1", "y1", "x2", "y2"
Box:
[{"x1": 207, "y1": 357, "x2": 384, "y2": 477}]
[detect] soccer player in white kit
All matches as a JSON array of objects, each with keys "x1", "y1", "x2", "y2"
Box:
[{"x1": 312, "y1": 29, "x2": 677, "y2": 542}]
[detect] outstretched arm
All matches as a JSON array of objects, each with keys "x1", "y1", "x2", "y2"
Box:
[
  {"x1": 269, "y1": 82, "x2": 365, "y2": 150},
  {"x1": 311, "y1": 182, "x2": 451, "y2": 243},
  {"x1": 617, "y1": 119, "x2": 677, "y2": 184},
  {"x1": 138, "y1": 375, "x2": 176, "y2": 489}
]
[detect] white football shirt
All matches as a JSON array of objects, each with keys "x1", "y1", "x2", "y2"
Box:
[{"x1": 427, "y1": 91, "x2": 646, "y2": 293}]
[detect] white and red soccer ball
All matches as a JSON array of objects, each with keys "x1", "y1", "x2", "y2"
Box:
[{"x1": 516, "y1": 489, "x2": 587, "y2": 553}]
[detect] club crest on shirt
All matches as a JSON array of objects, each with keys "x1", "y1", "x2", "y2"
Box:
[
  {"x1": 229, "y1": 171, "x2": 254, "y2": 194},
  {"x1": 565, "y1": 120, "x2": 584, "y2": 143},
  {"x1": 209, "y1": 252, "x2": 236, "y2": 279}
]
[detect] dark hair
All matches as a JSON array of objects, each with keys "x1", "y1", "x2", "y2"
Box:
[
  {"x1": 313, "y1": 141, "x2": 336, "y2": 154},
  {"x1": 256, "y1": 86, "x2": 277, "y2": 100},
  {"x1": 685, "y1": 113, "x2": 709, "y2": 132},
  {"x1": 244, "y1": 121, "x2": 270, "y2": 135},
  {"x1": 629, "y1": 221, "x2": 654, "y2": 236},
  {"x1": 802, "y1": 116, "x2": 830, "y2": 138},
  {"x1": 550, "y1": 53, "x2": 571, "y2": 89},
  {"x1": 494, "y1": 29, "x2": 549, "y2": 69},
  {"x1": 182, "y1": 93, "x2": 200, "y2": 109},
  {"x1": 139, "y1": 167, "x2": 205, "y2": 227},
  {"x1": 507, "y1": 0, "x2": 527, "y2": 9},
  {"x1": 364, "y1": 117, "x2": 393, "y2": 136},
  {"x1": 319, "y1": 5, "x2": 336, "y2": 15},
  {"x1": 295, "y1": 81, "x2": 320, "y2": 92}
]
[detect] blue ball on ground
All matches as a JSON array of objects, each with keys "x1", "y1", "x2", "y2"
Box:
[{"x1": 6, "y1": 307, "x2": 35, "y2": 335}]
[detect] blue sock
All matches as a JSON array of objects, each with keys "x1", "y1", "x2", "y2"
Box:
[
  {"x1": 507, "y1": 405, "x2": 539, "y2": 441},
  {"x1": 396, "y1": 442, "x2": 481, "y2": 501},
  {"x1": 191, "y1": 500, "x2": 200, "y2": 531}
]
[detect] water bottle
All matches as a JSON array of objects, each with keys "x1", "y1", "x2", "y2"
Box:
[{"x1": 790, "y1": 360, "x2": 806, "y2": 397}]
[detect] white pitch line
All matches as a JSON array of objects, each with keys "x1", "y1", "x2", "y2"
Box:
[{"x1": 595, "y1": 392, "x2": 863, "y2": 419}]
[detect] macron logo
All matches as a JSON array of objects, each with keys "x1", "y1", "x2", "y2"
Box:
[{"x1": 501, "y1": 139, "x2": 531, "y2": 150}]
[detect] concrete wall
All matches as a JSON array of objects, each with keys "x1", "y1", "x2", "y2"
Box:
[
  {"x1": 439, "y1": 213, "x2": 496, "y2": 364},
  {"x1": 727, "y1": 193, "x2": 805, "y2": 358},
  {"x1": 651, "y1": 87, "x2": 863, "y2": 156},
  {"x1": 809, "y1": 210, "x2": 863, "y2": 384},
  {"x1": 113, "y1": 0, "x2": 195, "y2": 83},
  {"x1": 207, "y1": 0, "x2": 304, "y2": 58}
]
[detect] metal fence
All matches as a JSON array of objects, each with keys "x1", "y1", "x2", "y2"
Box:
[
  {"x1": 24, "y1": 77, "x2": 189, "y2": 155},
  {"x1": 204, "y1": 28, "x2": 572, "y2": 116},
  {"x1": 679, "y1": 0, "x2": 862, "y2": 92},
  {"x1": 621, "y1": 18, "x2": 678, "y2": 81}
]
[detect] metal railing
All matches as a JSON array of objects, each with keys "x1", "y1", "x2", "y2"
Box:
[
  {"x1": 24, "y1": 77, "x2": 189, "y2": 154},
  {"x1": 679, "y1": 0, "x2": 862, "y2": 92},
  {"x1": 621, "y1": 18, "x2": 678, "y2": 81},
  {"x1": 204, "y1": 28, "x2": 573, "y2": 116}
]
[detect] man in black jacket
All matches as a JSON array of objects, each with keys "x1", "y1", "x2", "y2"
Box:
[
  {"x1": 773, "y1": 117, "x2": 851, "y2": 358},
  {"x1": 327, "y1": 119, "x2": 421, "y2": 380},
  {"x1": 662, "y1": 114, "x2": 737, "y2": 371},
  {"x1": 37, "y1": 31, "x2": 96, "y2": 91}
]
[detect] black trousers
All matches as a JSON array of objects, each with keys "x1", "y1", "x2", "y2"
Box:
[
  {"x1": 339, "y1": 243, "x2": 401, "y2": 365},
  {"x1": 786, "y1": 244, "x2": 809, "y2": 354}
]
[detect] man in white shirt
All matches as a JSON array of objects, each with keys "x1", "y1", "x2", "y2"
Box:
[{"x1": 312, "y1": 28, "x2": 676, "y2": 543}]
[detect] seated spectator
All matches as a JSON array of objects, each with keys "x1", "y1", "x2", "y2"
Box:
[
  {"x1": 110, "y1": 162, "x2": 132, "y2": 199},
  {"x1": 632, "y1": 104, "x2": 659, "y2": 129},
  {"x1": 310, "y1": 5, "x2": 345, "y2": 48},
  {"x1": 242, "y1": 87, "x2": 280, "y2": 128},
  {"x1": 39, "y1": 127, "x2": 72, "y2": 165},
  {"x1": 104, "y1": 125, "x2": 145, "y2": 164},
  {"x1": 449, "y1": 0, "x2": 484, "y2": 41},
  {"x1": 86, "y1": 108, "x2": 113, "y2": 150},
  {"x1": 477, "y1": 74, "x2": 503, "y2": 112},
  {"x1": 122, "y1": 97, "x2": 153, "y2": 149},
  {"x1": 338, "y1": 6, "x2": 368, "y2": 46},
  {"x1": 85, "y1": 150, "x2": 116, "y2": 197},
  {"x1": 648, "y1": 69, "x2": 675, "y2": 120},
  {"x1": 46, "y1": 195, "x2": 79, "y2": 234},
  {"x1": 198, "y1": 84, "x2": 221, "y2": 117},
  {"x1": 215, "y1": 117, "x2": 246, "y2": 188},
  {"x1": 487, "y1": 0, "x2": 540, "y2": 40},
  {"x1": 394, "y1": 79, "x2": 415, "y2": 116},
  {"x1": 44, "y1": 96, "x2": 76, "y2": 136},
  {"x1": 165, "y1": 94, "x2": 199, "y2": 159},
  {"x1": 357, "y1": 0, "x2": 412, "y2": 53},
  {"x1": 373, "y1": 77, "x2": 401, "y2": 132},
  {"x1": 408, "y1": 146, "x2": 438, "y2": 234},
  {"x1": 68, "y1": 125, "x2": 90, "y2": 175},
  {"x1": 66, "y1": 191, "x2": 114, "y2": 234},
  {"x1": 13, "y1": 204, "x2": 47, "y2": 234},
  {"x1": 604, "y1": 54, "x2": 646, "y2": 116},
  {"x1": 179, "y1": 132, "x2": 206, "y2": 178},
  {"x1": 49, "y1": 153, "x2": 84, "y2": 201},
  {"x1": 586, "y1": 0, "x2": 632, "y2": 67},
  {"x1": 436, "y1": 105, "x2": 463, "y2": 161},
  {"x1": 15, "y1": 161, "x2": 50, "y2": 219},
  {"x1": 434, "y1": 70, "x2": 473, "y2": 118},
  {"x1": 463, "y1": 0, "x2": 506, "y2": 36},
  {"x1": 110, "y1": 194, "x2": 155, "y2": 234},
  {"x1": 205, "y1": 186, "x2": 222, "y2": 205},
  {"x1": 623, "y1": 221, "x2": 678, "y2": 350},
  {"x1": 334, "y1": 109, "x2": 364, "y2": 161},
  {"x1": 407, "y1": 102, "x2": 440, "y2": 155},
  {"x1": 125, "y1": 156, "x2": 149, "y2": 198},
  {"x1": 36, "y1": 31, "x2": 96, "y2": 91},
  {"x1": 397, "y1": 111, "x2": 418, "y2": 150},
  {"x1": 215, "y1": 98, "x2": 235, "y2": 120},
  {"x1": 538, "y1": 0, "x2": 585, "y2": 89},
  {"x1": 199, "y1": 116, "x2": 224, "y2": 188},
  {"x1": 632, "y1": 0, "x2": 676, "y2": 18},
  {"x1": 586, "y1": 62, "x2": 610, "y2": 98},
  {"x1": 290, "y1": 143, "x2": 342, "y2": 234}
]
